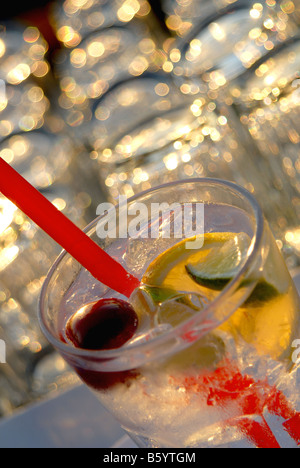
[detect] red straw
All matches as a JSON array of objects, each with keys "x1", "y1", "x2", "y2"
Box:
[{"x1": 0, "y1": 158, "x2": 140, "y2": 298}]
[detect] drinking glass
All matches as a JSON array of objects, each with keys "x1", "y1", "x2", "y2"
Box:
[
  {"x1": 166, "y1": 0, "x2": 300, "y2": 82},
  {"x1": 39, "y1": 178, "x2": 300, "y2": 448},
  {"x1": 223, "y1": 37, "x2": 300, "y2": 268},
  {"x1": 0, "y1": 81, "x2": 50, "y2": 139},
  {"x1": 161, "y1": 0, "x2": 259, "y2": 39},
  {"x1": 0, "y1": 129, "x2": 98, "y2": 412},
  {"x1": 86, "y1": 72, "x2": 260, "y2": 203},
  {"x1": 54, "y1": 24, "x2": 162, "y2": 147},
  {"x1": 50, "y1": 0, "x2": 156, "y2": 49},
  {"x1": 0, "y1": 22, "x2": 49, "y2": 86}
]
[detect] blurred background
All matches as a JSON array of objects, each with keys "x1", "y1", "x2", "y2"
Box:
[{"x1": 1, "y1": 0, "x2": 300, "y2": 420}]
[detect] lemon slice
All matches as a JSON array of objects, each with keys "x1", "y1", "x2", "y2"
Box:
[
  {"x1": 144, "y1": 232, "x2": 250, "y2": 293},
  {"x1": 141, "y1": 232, "x2": 251, "y2": 330},
  {"x1": 143, "y1": 232, "x2": 282, "y2": 310}
]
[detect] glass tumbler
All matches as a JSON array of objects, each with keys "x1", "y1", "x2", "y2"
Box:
[
  {"x1": 39, "y1": 178, "x2": 300, "y2": 448},
  {"x1": 50, "y1": 0, "x2": 157, "y2": 49},
  {"x1": 224, "y1": 37, "x2": 300, "y2": 268},
  {"x1": 54, "y1": 23, "x2": 162, "y2": 147},
  {"x1": 165, "y1": 0, "x2": 300, "y2": 86},
  {"x1": 0, "y1": 21, "x2": 49, "y2": 87},
  {"x1": 88, "y1": 73, "x2": 264, "y2": 203},
  {"x1": 0, "y1": 128, "x2": 97, "y2": 408}
]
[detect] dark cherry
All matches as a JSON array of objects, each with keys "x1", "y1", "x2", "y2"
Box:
[
  {"x1": 75, "y1": 367, "x2": 140, "y2": 391},
  {"x1": 66, "y1": 298, "x2": 139, "y2": 350},
  {"x1": 65, "y1": 298, "x2": 139, "y2": 390}
]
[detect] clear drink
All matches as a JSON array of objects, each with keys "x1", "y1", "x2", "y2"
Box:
[{"x1": 39, "y1": 179, "x2": 300, "y2": 448}]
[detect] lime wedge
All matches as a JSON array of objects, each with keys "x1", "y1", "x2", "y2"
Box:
[
  {"x1": 185, "y1": 232, "x2": 250, "y2": 291},
  {"x1": 243, "y1": 279, "x2": 279, "y2": 305},
  {"x1": 142, "y1": 285, "x2": 178, "y2": 304},
  {"x1": 185, "y1": 268, "x2": 231, "y2": 291},
  {"x1": 184, "y1": 231, "x2": 281, "y2": 307}
]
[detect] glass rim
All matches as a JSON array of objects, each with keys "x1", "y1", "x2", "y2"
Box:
[{"x1": 38, "y1": 177, "x2": 264, "y2": 361}]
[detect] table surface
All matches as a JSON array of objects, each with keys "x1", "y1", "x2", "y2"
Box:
[
  {"x1": 1, "y1": 272, "x2": 300, "y2": 448},
  {"x1": 0, "y1": 383, "x2": 134, "y2": 448}
]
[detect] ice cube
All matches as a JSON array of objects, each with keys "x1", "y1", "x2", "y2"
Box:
[
  {"x1": 126, "y1": 323, "x2": 173, "y2": 347},
  {"x1": 157, "y1": 292, "x2": 209, "y2": 327}
]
